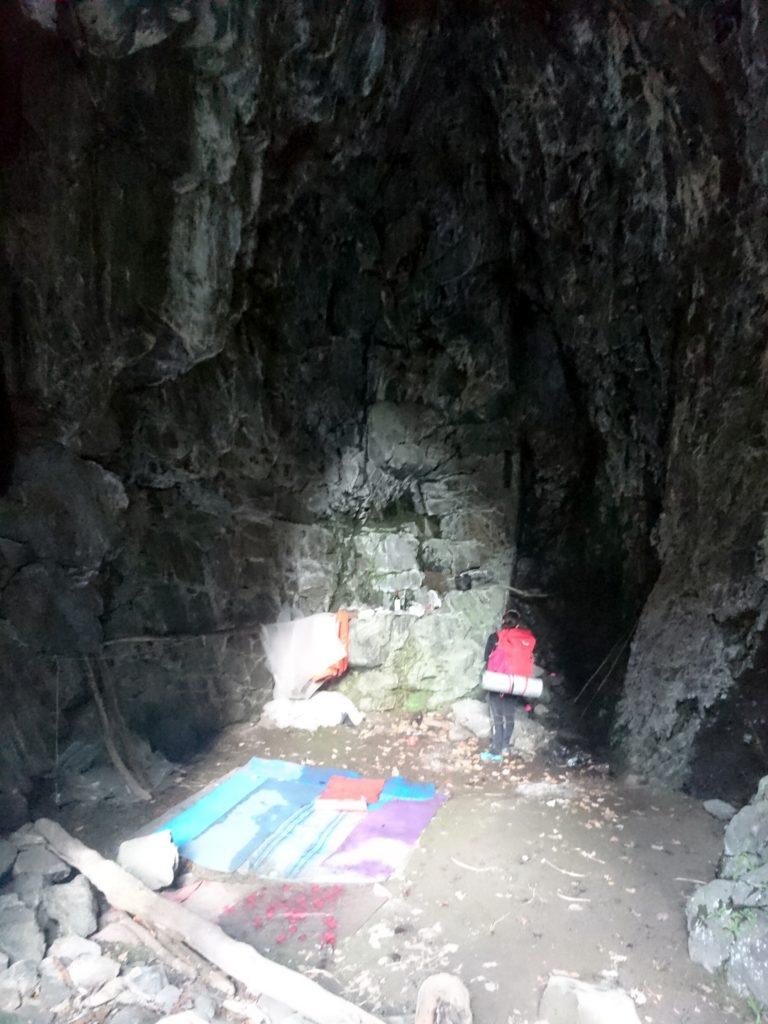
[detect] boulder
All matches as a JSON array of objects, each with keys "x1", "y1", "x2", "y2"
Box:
[
  {"x1": 724, "y1": 802, "x2": 768, "y2": 859},
  {"x1": 12, "y1": 848, "x2": 70, "y2": 884},
  {"x1": 703, "y1": 799, "x2": 737, "y2": 822},
  {"x1": 725, "y1": 911, "x2": 768, "y2": 1005},
  {"x1": 452, "y1": 699, "x2": 490, "y2": 740},
  {"x1": 117, "y1": 831, "x2": 178, "y2": 892},
  {"x1": 686, "y1": 879, "x2": 753, "y2": 971},
  {"x1": 67, "y1": 954, "x2": 120, "y2": 992},
  {"x1": 0, "y1": 895, "x2": 46, "y2": 965},
  {"x1": 42, "y1": 875, "x2": 98, "y2": 938},
  {"x1": 538, "y1": 975, "x2": 641, "y2": 1024}
]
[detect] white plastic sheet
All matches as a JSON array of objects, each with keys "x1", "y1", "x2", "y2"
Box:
[{"x1": 261, "y1": 613, "x2": 345, "y2": 699}]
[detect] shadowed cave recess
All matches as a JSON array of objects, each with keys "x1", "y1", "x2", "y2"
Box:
[{"x1": 1, "y1": 0, "x2": 767, "y2": 827}]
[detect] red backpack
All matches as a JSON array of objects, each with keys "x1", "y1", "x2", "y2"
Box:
[{"x1": 487, "y1": 627, "x2": 536, "y2": 677}]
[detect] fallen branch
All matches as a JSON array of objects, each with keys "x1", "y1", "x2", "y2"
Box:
[
  {"x1": 450, "y1": 857, "x2": 496, "y2": 873},
  {"x1": 101, "y1": 909, "x2": 234, "y2": 995},
  {"x1": 541, "y1": 858, "x2": 586, "y2": 879},
  {"x1": 556, "y1": 891, "x2": 590, "y2": 903},
  {"x1": 35, "y1": 819, "x2": 384, "y2": 1024},
  {"x1": 505, "y1": 585, "x2": 550, "y2": 600},
  {"x1": 83, "y1": 659, "x2": 151, "y2": 802}
]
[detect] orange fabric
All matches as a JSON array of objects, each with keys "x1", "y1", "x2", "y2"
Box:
[
  {"x1": 318, "y1": 776, "x2": 385, "y2": 806},
  {"x1": 311, "y1": 610, "x2": 351, "y2": 683}
]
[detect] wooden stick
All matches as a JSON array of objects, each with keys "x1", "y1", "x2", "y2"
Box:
[
  {"x1": 83, "y1": 659, "x2": 152, "y2": 802},
  {"x1": 34, "y1": 819, "x2": 384, "y2": 1024},
  {"x1": 504, "y1": 585, "x2": 550, "y2": 600}
]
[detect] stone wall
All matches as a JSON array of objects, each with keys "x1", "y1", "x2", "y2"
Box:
[{"x1": 1, "y1": 0, "x2": 768, "y2": 811}]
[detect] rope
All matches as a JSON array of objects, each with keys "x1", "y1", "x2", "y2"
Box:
[{"x1": 53, "y1": 657, "x2": 61, "y2": 807}]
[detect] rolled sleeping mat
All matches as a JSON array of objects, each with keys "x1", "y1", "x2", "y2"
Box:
[{"x1": 482, "y1": 670, "x2": 543, "y2": 698}]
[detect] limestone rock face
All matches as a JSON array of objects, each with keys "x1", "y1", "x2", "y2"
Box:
[{"x1": 1, "y1": 0, "x2": 768, "y2": 798}]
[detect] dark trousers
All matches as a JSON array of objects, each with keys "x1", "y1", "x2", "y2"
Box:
[{"x1": 488, "y1": 692, "x2": 516, "y2": 754}]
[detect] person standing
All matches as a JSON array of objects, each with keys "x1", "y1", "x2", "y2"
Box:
[{"x1": 480, "y1": 610, "x2": 536, "y2": 763}]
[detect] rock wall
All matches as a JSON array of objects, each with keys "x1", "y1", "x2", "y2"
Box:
[{"x1": 1, "y1": 0, "x2": 768, "y2": 809}]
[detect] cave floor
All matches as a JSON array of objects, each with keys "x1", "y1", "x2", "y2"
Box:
[{"x1": 56, "y1": 714, "x2": 751, "y2": 1024}]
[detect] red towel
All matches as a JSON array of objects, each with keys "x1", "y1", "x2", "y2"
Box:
[{"x1": 318, "y1": 776, "x2": 385, "y2": 809}]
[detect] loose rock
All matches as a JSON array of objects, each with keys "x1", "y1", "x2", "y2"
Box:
[
  {"x1": 42, "y1": 875, "x2": 98, "y2": 938},
  {"x1": 703, "y1": 799, "x2": 737, "y2": 822},
  {"x1": 12, "y1": 848, "x2": 69, "y2": 884},
  {"x1": 452, "y1": 699, "x2": 490, "y2": 740},
  {"x1": 0, "y1": 895, "x2": 46, "y2": 965},
  {"x1": 0, "y1": 961, "x2": 39, "y2": 1002},
  {"x1": 117, "y1": 831, "x2": 178, "y2": 891},
  {"x1": 538, "y1": 974, "x2": 641, "y2": 1024},
  {"x1": 0, "y1": 841, "x2": 17, "y2": 880},
  {"x1": 67, "y1": 954, "x2": 120, "y2": 992},
  {"x1": 47, "y1": 936, "x2": 101, "y2": 964}
]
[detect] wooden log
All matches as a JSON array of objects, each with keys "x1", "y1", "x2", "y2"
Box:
[{"x1": 34, "y1": 819, "x2": 384, "y2": 1024}]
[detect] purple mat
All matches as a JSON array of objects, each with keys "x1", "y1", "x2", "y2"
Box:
[{"x1": 318, "y1": 796, "x2": 444, "y2": 880}]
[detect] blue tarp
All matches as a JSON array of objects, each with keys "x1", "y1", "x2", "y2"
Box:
[{"x1": 160, "y1": 757, "x2": 301, "y2": 847}]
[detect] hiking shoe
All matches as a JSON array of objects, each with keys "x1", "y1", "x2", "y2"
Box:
[{"x1": 480, "y1": 751, "x2": 503, "y2": 763}]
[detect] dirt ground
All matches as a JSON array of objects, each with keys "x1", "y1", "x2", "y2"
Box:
[{"x1": 55, "y1": 714, "x2": 753, "y2": 1024}]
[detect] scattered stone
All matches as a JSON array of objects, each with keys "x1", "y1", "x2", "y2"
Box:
[
  {"x1": 0, "y1": 841, "x2": 17, "y2": 880},
  {"x1": 124, "y1": 964, "x2": 170, "y2": 1002},
  {"x1": 452, "y1": 698, "x2": 490, "y2": 740},
  {"x1": 0, "y1": 961, "x2": 39, "y2": 1002},
  {"x1": 107, "y1": 1007, "x2": 156, "y2": 1024},
  {"x1": 539, "y1": 974, "x2": 641, "y2": 1023},
  {"x1": 0, "y1": 988, "x2": 20, "y2": 1013},
  {"x1": 84, "y1": 976, "x2": 126, "y2": 1008},
  {"x1": 47, "y1": 936, "x2": 101, "y2": 964},
  {"x1": 703, "y1": 799, "x2": 737, "y2": 822},
  {"x1": 0, "y1": 895, "x2": 46, "y2": 965},
  {"x1": 8, "y1": 827, "x2": 44, "y2": 850},
  {"x1": 117, "y1": 831, "x2": 178, "y2": 891},
  {"x1": 12, "y1": 1003, "x2": 54, "y2": 1024},
  {"x1": 155, "y1": 1013, "x2": 209, "y2": 1024},
  {"x1": 155, "y1": 985, "x2": 182, "y2": 1014},
  {"x1": 67, "y1": 954, "x2": 120, "y2": 992},
  {"x1": 192, "y1": 994, "x2": 217, "y2": 1021},
  {"x1": 12, "y1": 848, "x2": 69, "y2": 884},
  {"x1": 36, "y1": 975, "x2": 72, "y2": 1012},
  {"x1": 42, "y1": 875, "x2": 98, "y2": 937},
  {"x1": 10, "y1": 874, "x2": 47, "y2": 910}
]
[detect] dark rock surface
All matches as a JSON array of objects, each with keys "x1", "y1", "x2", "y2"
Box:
[{"x1": 1, "y1": 0, "x2": 767, "y2": 803}]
